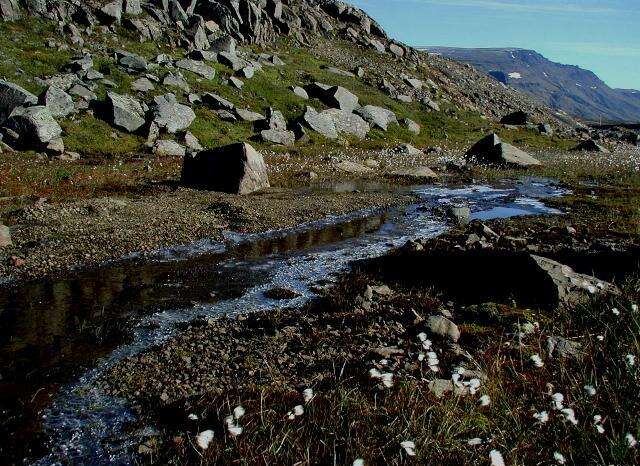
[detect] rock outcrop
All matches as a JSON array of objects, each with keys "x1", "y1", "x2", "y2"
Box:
[{"x1": 465, "y1": 133, "x2": 541, "y2": 168}]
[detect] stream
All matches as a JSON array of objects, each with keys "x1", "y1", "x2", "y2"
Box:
[{"x1": 0, "y1": 178, "x2": 565, "y2": 464}]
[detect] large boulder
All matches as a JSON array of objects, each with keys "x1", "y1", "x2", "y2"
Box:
[
  {"x1": 386, "y1": 166, "x2": 438, "y2": 182},
  {"x1": 258, "y1": 129, "x2": 295, "y2": 146},
  {"x1": 210, "y1": 35, "x2": 236, "y2": 54},
  {"x1": 116, "y1": 50, "x2": 148, "y2": 72},
  {"x1": 124, "y1": 0, "x2": 142, "y2": 15},
  {"x1": 153, "y1": 140, "x2": 186, "y2": 157},
  {"x1": 39, "y1": 86, "x2": 74, "y2": 118},
  {"x1": 322, "y1": 109, "x2": 369, "y2": 139},
  {"x1": 151, "y1": 94, "x2": 196, "y2": 134},
  {"x1": 465, "y1": 133, "x2": 541, "y2": 168},
  {"x1": 0, "y1": 80, "x2": 37, "y2": 123},
  {"x1": 3, "y1": 106, "x2": 62, "y2": 150},
  {"x1": 181, "y1": 142, "x2": 270, "y2": 195},
  {"x1": 99, "y1": 0, "x2": 122, "y2": 25},
  {"x1": 106, "y1": 92, "x2": 146, "y2": 133},
  {"x1": 202, "y1": 93, "x2": 235, "y2": 111},
  {"x1": 302, "y1": 106, "x2": 338, "y2": 139},
  {"x1": 355, "y1": 105, "x2": 397, "y2": 131}
]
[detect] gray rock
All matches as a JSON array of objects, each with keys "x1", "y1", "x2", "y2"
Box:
[
  {"x1": 302, "y1": 106, "x2": 338, "y2": 139},
  {"x1": 389, "y1": 43, "x2": 405, "y2": 58},
  {"x1": 85, "y1": 69, "x2": 104, "y2": 81},
  {"x1": 132, "y1": 77, "x2": 155, "y2": 93},
  {"x1": 0, "y1": 223, "x2": 12, "y2": 248},
  {"x1": 501, "y1": 111, "x2": 530, "y2": 125},
  {"x1": 183, "y1": 131, "x2": 202, "y2": 151},
  {"x1": 152, "y1": 94, "x2": 195, "y2": 134},
  {"x1": 355, "y1": 105, "x2": 397, "y2": 131},
  {"x1": 401, "y1": 118, "x2": 421, "y2": 135},
  {"x1": 124, "y1": 0, "x2": 142, "y2": 15},
  {"x1": 175, "y1": 59, "x2": 215, "y2": 80},
  {"x1": 530, "y1": 255, "x2": 618, "y2": 305},
  {"x1": 322, "y1": 86, "x2": 359, "y2": 112},
  {"x1": 116, "y1": 50, "x2": 149, "y2": 72},
  {"x1": 210, "y1": 35, "x2": 236, "y2": 54},
  {"x1": 538, "y1": 123, "x2": 554, "y2": 136},
  {"x1": 324, "y1": 66, "x2": 355, "y2": 78},
  {"x1": 465, "y1": 133, "x2": 542, "y2": 168},
  {"x1": 217, "y1": 52, "x2": 245, "y2": 71},
  {"x1": 237, "y1": 65, "x2": 255, "y2": 79},
  {"x1": 447, "y1": 205, "x2": 471, "y2": 225},
  {"x1": 395, "y1": 143, "x2": 423, "y2": 156},
  {"x1": 0, "y1": 0, "x2": 21, "y2": 21},
  {"x1": 235, "y1": 108, "x2": 265, "y2": 122},
  {"x1": 291, "y1": 86, "x2": 309, "y2": 100},
  {"x1": 0, "y1": 80, "x2": 38, "y2": 123},
  {"x1": 202, "y1": 93, "x2": 234, "y2": 111},
  {"x1": 212, "y1": 110, "x2": 237, "y2": 122},
  {"x1": 304, "y1": 82, "x2": 332, "y2": 99},
  {"x1": 547, "y1": 336, "x2": 582, "y2": 359},
  {"x1": 322, "y1": 108, "x2": 369, "y2": 139},
  {"x1": 39, "y1": 86, "x2": 74, "y2": 118},
  {"x1": 404, "y1": 77, "x2": 423, "y2": 89},
  {"x1": 67, "y1": 55, "x2": 93, "y2": 72},
  {"x1": 397, "y1": 95, "x2": 412, "y2": 103},
  {"x1": 422, "y1": 97, "x2": 440, "y2": 112},
  {"x1": 428, "y1": 379, "x2": 469, "y2": 398},
  {"x1": 4, "y1": 106, "x2": 62, "y2": 147},
  {"x1": 260, "y1": 108, "x2": 287, "y2": 131},
  {"x1": 153, "y1": 140, "x2": 186, "y2": 157},
  {"x1": 427, "y1": 315, "x2": 460, "y2": 342},
  {"x1": 335, "y1": 160, "x2": 374, "y2": 175},
  {"x1": 228, "y1": 76, "x2": 244, "y2": 89},
  {"x1": 181, "y1": 142, "x2": 269, "y2": 195},
  {"x1": 100, "y1": 0, "x2": 122, "y2": 24},
  {"x1": 258, "y1": 129, "x2": 295, "y2": 146},
  {"x1": 163, "y1": 73, "x2": 190, "y2": 92},
  {"x1": 106, "y1": 92, "x2": 146, "y2": 133},
  {"x1": 68, "y1": 84, "x2": 97, "y2": 101}
]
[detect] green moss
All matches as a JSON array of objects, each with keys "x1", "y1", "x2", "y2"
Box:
[{"x1": 61, "y1": 115, "x2": 144, "y2": 157}]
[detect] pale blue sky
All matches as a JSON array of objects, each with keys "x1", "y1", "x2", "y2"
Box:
[{"x1": 350, "y1": 0, "x2": 640, "y2": 90}]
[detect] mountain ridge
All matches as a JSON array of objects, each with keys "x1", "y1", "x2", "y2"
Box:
[{"x1": 421, "y1": 46, "x2": 640, "y2": 123}]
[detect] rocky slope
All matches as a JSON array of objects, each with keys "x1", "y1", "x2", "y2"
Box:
[{"x1": 424, "y1": 47, "x2": 640, "y2": 124}]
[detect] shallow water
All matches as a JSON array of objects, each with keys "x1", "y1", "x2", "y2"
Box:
[{"x1": 0, "y1": 178, "x2": 565, "y2": 464}]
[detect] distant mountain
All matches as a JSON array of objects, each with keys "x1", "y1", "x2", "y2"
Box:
[{"x1": 421, "y1": 47, "x2": 640, "y2": 123}]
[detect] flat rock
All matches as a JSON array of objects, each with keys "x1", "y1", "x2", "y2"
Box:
[
  {"x1": 163, "y1": 73, "x2": 190, "y2": 92},
  {"x1": 465, "y1": 133, "x2": 541, "y2": 168},
  {"x1": 401, "y1": 118, "x2": 420, "y2": 135},
  {"x1": 217, "y1": 52, "x2": 245, "y2": 71},
  {"x1": 235, "y1": 108, "x2": 265, "y2": 122},
  {"x1": 181, "y1": 142, "x2": 269, "y2": 195},
  {"x1": 202, "y1": 93, "x2": 235, "y2": 111},
  {"x1": 395, "y1": 143, "x2": 423, "y2": 155},
  {"x1": 355, "y1": 105, "x2": 397, "y2": 131},
  {"x1": 132, "y1": 77, "x2": 155, "y2": 93},
  {"x1": 152, "y1": 94, "x2": 195, "y2": 134},
  {"x1": 428, "y1": 379, "x2": 469, "y2": 398},
  {"x1": 387, "y1": 166, "x2": 438, "y2": 182},
  {"x1": 321, "y1": 86, "x2": 359, "y2": 112},
  {"x1": 258, "y1": 129, "x2": 295, "y2": 146},
  {"x1": 117, "y1": 50, "x2": 148, "y2": 72},
  {"x1": 106, "y1": 92, "x2": 146, "y2": 133},
  {"x1": 175, "y1": 59, "x2": 215, "y2": 80},
  {"x1": 335, "y1": 160, "x2": 374, "y2": 175},
  {"x1": 153, "y1": 140, "x2": 186, "y2": 157}
]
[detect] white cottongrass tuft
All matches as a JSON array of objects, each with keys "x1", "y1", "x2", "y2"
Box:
[
  {"x1": 467, "y1": 437, "x2": 483, "y2": 446},
  {"x1": 479, "y1": 395, "x2": 491, "y2": 406},
  {"x1": 583, "y1": 385, "x2": 596, "y2": 396},
  {"x1": 418, "y1": 332, "x2": 427, "y2": 342},
  {"x1": 400, "y1": 440, "x2": 416, "y2": 456},
  {"x1": 631, "y1": 303, "x2": 638, "y2": 312},
  {"x1": 369, "y1": 369, "x2": 394, "y2": 388},
  {"x1": 303, "y1": 388, "x2": 314, "y2": 403},
  {"x1": 422, "y1": 339, "x2": 433, "y2": 351},
  {"x1": 196, "y1": 430, "x2": 214, "y2": 449},
  {"x1": 233, "y1": 405, "x2": 245, "y2": 420},
  {"x1": 551, "y1": 393, "x2": 564, "y2": 410},
  {"x1": 427, "y1": 352, "x2": 439, "y2": 372},
  {"x1": 612, "y1": 307, "x2": 620, "y2": 316},
  {"x1": 627, "y1": 433, "x2": 637, "y2": 448},
  {"x1": 353, "y1": 459, "x2": 365, "y2": 466},
  {"x1": 467, "y1": 378, "x2": 482, "y2": 395},
  {"x1": 227, "y1": 425, "x2": 243, "y2": 437},
  {"x1": 553, "y1": 451, "x2": 566, "y2": 464},
  {"x1": 224, "y1": 415, "x2": 243, "y2": 437},
  {"x1": 530, "y1": 354, "x2": 544, "y2": 368},
  {"x1": 594, "y1": 415, "x2": 605, "y2": 434},
  {"x1": 561, "y1": 408, "x2": 578, "y2": 426},
  {"x1": 596, "y1": 335, "x2": 604, "y2": 341},
  {"x1": 369, "y1": 368, "x2": 382, "y2": 379},
  {"x1": 418, "y1": 353, "x2": 425, "y2": 362},
  {"x1": 489, "y1": 449, "x2": 505, "y2": 466},
  {"x1": 188, "y1": 413, "x2": 198, "y2": 420},
  {"x1": 293, "y1": 405, "x2": 304, "y2": 416},
  {"x1": 533, "y1": 410, "x2": 549, "y2": 424},
  {"x1": 625, "y1": 354, "x2": 636, "y2": 366}
]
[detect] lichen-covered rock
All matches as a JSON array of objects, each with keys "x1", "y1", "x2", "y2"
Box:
[
  {"x1": 0, "y1": 80, "x2": 38, "y2": 123},
  {"x1": 106, "y1": 92, "x2": 146, "y2": 133},
  {"x1": 151, "y1": 94, "x2": 196, "y2": 134}
]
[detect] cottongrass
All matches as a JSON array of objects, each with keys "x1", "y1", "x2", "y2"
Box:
[
  {"x1": 467, "y1": 438, "x2": 483, "y2": 446},
  {"x1": 233, "y1": 405, "x2": 245, "y2": 420},
  {"x1": 561, "y1": 408, "x2": 578, "y2": 426},
  {"x1": 530, "y1": 354, "x2": 544, "y2": 368},
  {"x1": 352, "y1": 459, "x2": 365, "y2": 466},
  {"x1": 400, "y1": 440, "x2": 416, "y2": 456},
  {"x1": 612, "y1": 307, "x2": 620, "y2": 316},
  {"x1": 552, "y1": 393, "x2": 565, "y2": 410},
  {"x1": 553, "y1": 451, "x2": 566, "y2": 464},
  {"x1": 594, "y1": 415, "x2": 605, "y2": 434},
  {"x1": 627, "y1": 433, "x2": 637, "y2": 448},
  {"x1": 369, "y1": 369, "x2": 394, "y2": 388},
  {"x1": 188, "y1": 413, "x2": 198, "y2": 420},
  {"x1": 625, "y1": 354, "x2": 636, "y2": 366},
  {"x1": 489, "y1": 449, "x2": 505, "y2": 466},
  {"x1": 196, "y1": 430, "x2": 214, "y2": 449},
  {"x1": 583, "y1": 385, "x2": 596, "y2": 396},
  {"x1": 225, "y1": 415, "x2": 243, "y2": 437},
  {"x1": 303, "y1": 388, "x2": 314, "y2": 403},
  {"x1": 479, "y1": 394, "x2": 491, "y2": 406},
  {"x1": 533, "y1": 410, "x2": 549, "y2": 424}
]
